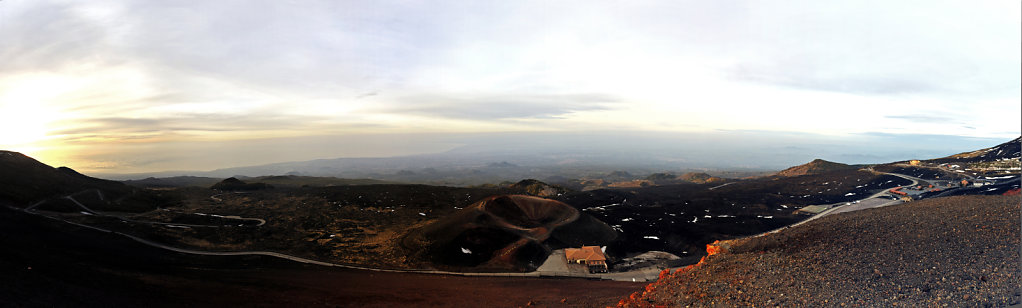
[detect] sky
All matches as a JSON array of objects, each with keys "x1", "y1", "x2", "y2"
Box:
[{"x1": 0, "y1": 0, "x2": 1019, "y2": 174}]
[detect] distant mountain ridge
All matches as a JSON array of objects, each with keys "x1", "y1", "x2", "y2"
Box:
[
  {"x1": 94, "y1": 134, "x2": 1014, "y2": 185},
  {"x1": 123, "y1": 175, "x2": 395, "y2": 188}
]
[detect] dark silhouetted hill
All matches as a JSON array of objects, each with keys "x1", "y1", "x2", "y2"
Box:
[
  {"x1": 0, "y1": 151, "x2": 168, "y2": 212},
  {"x1": 210, "y1": 177, "x2": 272, "y2": 191}
]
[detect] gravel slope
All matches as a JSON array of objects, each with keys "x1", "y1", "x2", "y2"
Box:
[{"x1": 620, "y1": 195, "x2": 1021, "y2": 307}]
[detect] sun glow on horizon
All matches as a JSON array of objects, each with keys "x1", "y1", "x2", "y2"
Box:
[{"x1": 0, "y1": 74, "x2": 66, "y2": 150}]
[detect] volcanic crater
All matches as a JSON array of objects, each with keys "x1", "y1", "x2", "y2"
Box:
[{"x1": 402, "y1": 195, "x2": 617, "y2": 271}]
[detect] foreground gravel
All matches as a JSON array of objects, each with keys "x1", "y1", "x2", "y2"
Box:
[{"x1": 620, "y1": 195, "x2": 1021, "y2": 307}]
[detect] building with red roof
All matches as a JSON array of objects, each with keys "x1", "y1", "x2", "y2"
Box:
[{"x1": 565, "y1": 246, "x2": 608, "y2": 273}]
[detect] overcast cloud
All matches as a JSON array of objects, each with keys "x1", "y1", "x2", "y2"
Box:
[{"x1": 0, "y1": 0, "x2": 1018, "y2": 172}]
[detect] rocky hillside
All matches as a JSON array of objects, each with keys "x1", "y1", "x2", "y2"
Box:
[
  {"x1": 509, "y1": 179, "x2": 567, "y2": 197},
  {"x1": 925, "y1": 136, "x2": 1021, "y2": 176},
  {"x1": 557, "y1": 168, "x2": 910, "y2": 261},
  {"x1": 643, "y1": 172, "x2": 723, "y2": 185},
  {"x1": 0, "y1": 151, "x2": 169, "y2": 212},
  {"x1": 931, "y1": 136, "x2": 1021, "y2": 163},
  {"x1": 677, "y1": 172, "x2": 723, "y2": 184},
  {"x1": 775, "y1": 159, "x2": 856, "y2": 177},
  {"x1": 617, "y1": 195, "x2": 1020, "y2": 307}
]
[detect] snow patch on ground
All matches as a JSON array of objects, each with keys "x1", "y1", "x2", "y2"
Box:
[{"x1": 984, "y1": 175, "x2": 1018, "y2": 180}]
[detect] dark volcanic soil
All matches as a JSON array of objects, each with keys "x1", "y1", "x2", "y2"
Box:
[
  {"x1": 621, "y1": 195, "x2": 1021, "y2": 307},
  {"x1": 0, "y1": 204, "x2": 642, "y2": 307},
  {"x1": 402, "y1": 195, "x2": 616, "y2": 272},
  {"x1": 556, "y1": 169, "x2": 912, "y2": 260}
]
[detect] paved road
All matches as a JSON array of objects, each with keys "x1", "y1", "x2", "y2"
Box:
[
  {"x1": 29, "y1": 191, "x2": 267, "y2": 228},
  {"x1": 751, "y1": 170, "x2": 921, "y2": 237},
  {"x1": 822, "y1": 169, "x2": 963, "y2": 218},
  {"x1": 882, "y1": 171, "x2": 921, "y2": 187},
  {"x1": 891, "y1": 163, "x2": 977, "y2": 181},
  {"x1": 708, "y1": 182, "x2": 736, "y2": 190},
  {"x1": 63, "y1": 195, "x2": 99, "y2": 214},
  {"x1": 535, "y1": 250, "x2": 570, "y2": 272},
  {"x1": 827, "y1": 197, "x2": 902, "y2": 215}
]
